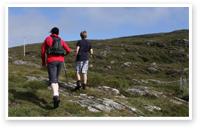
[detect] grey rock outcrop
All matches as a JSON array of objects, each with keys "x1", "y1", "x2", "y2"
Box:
[
  {"x1": 126, "y1": 85, "x2": 185, "y2": 105},
  {"x1": 173, "y1": 39, "x2": 189, "y2": 47},
  {"x1": 143, "y1": 104, "x2": 161, "y2": 112},
  {"x1": 26, "y1": 76, "x2": 48, "y2": 82},
  {"x1": 150, "y1": 62, "x2": 159, "y2": 68},
  {"x1": 121, "y1": 62, "x2": 132, "y2": 67},
  {"x1": 67, "y1": 93, "x2": 141, "y2": 114},
  {"x1": 183, "y1": 68, "x2": 189, "y2": 72},
  {"x1": 110, "y1": 61, "x2": 115, "y2": 64},
  {"x1": 148, "y1": 67, "x2": 157, "y2": 72},
  {"x1": 126, "y1": 88, "x2": 146, "y2": 96},
  {"x1": 126, "y1": 86, "x2": 160, "y2": 98},
  {"x1": 98, "y1": 86, "x2": 120, "y2": 95},
  {"x1": 27, "y1": 74, "x2": 187, "y2": 115},
  {"x1": 98, "y1": 51, "x2": 107, "y2": 57},
  {"x1": 133, "y1": 78, "x2": 182, "y2": 84},
  {"x1": 12, "y1": 60, "x2": 41, "y2": 68}
]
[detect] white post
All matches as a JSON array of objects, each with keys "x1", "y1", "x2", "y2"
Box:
[{"x1": 23, "y1": 36, "x2": 25, "y2": 56}]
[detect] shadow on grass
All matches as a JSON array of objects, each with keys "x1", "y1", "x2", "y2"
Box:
[{"x1": 9, "y1": 89, "x2": 55, "y2": 110}]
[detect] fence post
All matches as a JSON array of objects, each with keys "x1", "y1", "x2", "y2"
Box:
[{"x1": 23, "y1": 36, "x2": 26, "y2": 56}]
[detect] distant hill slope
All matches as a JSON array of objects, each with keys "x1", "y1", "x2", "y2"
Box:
[
  {"x1": 8, "y1": 29, "x2": 189, "y2": 82},
  {"x1": 8, "y1": 29, "x2": 189, "y2": 117},
  {"x1": 118, "y1": 29, "x2": 189, "y2": 39}
]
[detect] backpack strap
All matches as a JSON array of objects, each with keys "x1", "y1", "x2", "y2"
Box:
[
  {"x1": 51, "y1": 35, "x2": 61, "y2": 50},
  {"x1": 46, "y1": 35, "x2": 65, "y2": 55},
  {"x1": 46, "y1": 36, "x2": 56, "y2": 48}
]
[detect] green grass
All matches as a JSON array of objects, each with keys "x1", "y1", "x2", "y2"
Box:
[
  {"x1": 126, "y1": 96, "x2": 189, "y2": 117},
  {"x1": 8, "y1": 29, "x2": 189, "y2": 117}
]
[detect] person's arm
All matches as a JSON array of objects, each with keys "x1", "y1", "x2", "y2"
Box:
[
  {"x1": 89, "y1": 43, "x2": 93, "y2": 55},
  {"x1": 89, "y1": 49, "x2": 93, "y2": 55},
  {"x1": 41, "y1": 39, "x2": 47, "y2": 69},
  {"x1": 75, "y1": 46, "x2": 80, "y2": 63}
]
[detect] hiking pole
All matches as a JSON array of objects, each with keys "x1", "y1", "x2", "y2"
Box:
[{"x1": 63, "y1": 61, "x2": 71, "y2": 96}]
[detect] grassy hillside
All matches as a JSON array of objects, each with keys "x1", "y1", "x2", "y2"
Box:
[{"x1": 8, "y1": 29, "x2": 189, "y2": 117}]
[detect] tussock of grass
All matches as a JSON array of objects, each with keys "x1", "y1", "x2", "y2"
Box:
[{"x1": 23, "y1": 81, "x2": 49, "y2": 90}]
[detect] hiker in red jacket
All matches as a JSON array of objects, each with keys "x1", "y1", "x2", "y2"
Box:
[{"x1": 41, "y1": 27, "x2": 71, "y2": 108}]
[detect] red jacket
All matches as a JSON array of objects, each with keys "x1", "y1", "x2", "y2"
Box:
[{"x1": 41, "y1": 34, "x2": 71, "y2": 66}]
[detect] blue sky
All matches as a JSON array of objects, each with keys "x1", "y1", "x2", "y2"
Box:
[{"x1": 8, "y1": 6, "x2": 189, "y2": 47}]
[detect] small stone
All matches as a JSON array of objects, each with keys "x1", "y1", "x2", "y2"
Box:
[
  {"x1": 150, "y1": 62, "x2": 157, "y2": 67},
  {"x1": 110, "y1": 61, "x2": 115, "y2": 64},
  {"x1": 143, "y1": 104, "x2": 161, "y2": 112},
  {"x1": 91, "y1": 103, "x2": 113, "y2": 112},
  {"x1": 126, "y1": 88, "x2": 146, "y2": 95},
  {"x1": 88, "y1": 106, "x2": 100, "y2": 112},
  {"x1": 12, "y1": 60, "x2": 41, "y2": 68},
  {"x1": 121, "y1": 62, "x2": 132, "y2": 67},
  {"x1": 148, "y1": 67, "x2": 157, "y2": 72}
]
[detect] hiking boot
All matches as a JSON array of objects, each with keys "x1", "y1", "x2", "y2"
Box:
[
  {"x1": 75, "y1": 80, "x2": 82, "y2": 90},
  {"x1": 82, "y1": 84, "x2": 87, "y2": 90},
  {"x1": 53, "y1": 96, "x2": 60, "y2": 108}
]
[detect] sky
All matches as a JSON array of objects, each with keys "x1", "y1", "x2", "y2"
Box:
[{"x1": 8, "y1": 6, "x2": 189, "y2": 47}]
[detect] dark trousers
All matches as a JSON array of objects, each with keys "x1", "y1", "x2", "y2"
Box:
[{"x1": 47, "y1": 61, "x2": 63, "y2": 84}]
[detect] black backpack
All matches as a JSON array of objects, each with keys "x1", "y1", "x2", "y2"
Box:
[{"x1": 46, "y1": 36, "x2": 66, "y2": 55}]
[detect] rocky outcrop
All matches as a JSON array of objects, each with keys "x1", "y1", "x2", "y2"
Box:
[
  {"x1": 46, "y1": 81, "x2": 143, "y2": 114},
  {"x1": 110, "y1": 61, "x2": 115, "y2": 64},
  {"x1": 12, "y1": 60, "x2": 41, "y2": 68},
  {"x1": 26, "y1": 75, "x2": 188, "y2": 116},
  {"x1": 126, "y1": 85, "x2": 186, "y2": 106},
  {"x1": 148, "y1": 67, "x2": 157, "y2": 72},
  {"x1": 98, "y1": 86, "x2": 120, "y2": 95},
  {"x1": 143, "y1": 104, "x2": 161, "y2": 112},
  {"x1": 173, "y1": 39, "x2": 189, "y2": 47},
  {"x1": 147, "y1": 62, "x2": 159, "y2": 72},
  {"x1": 126, "y1": 86, "x2": 159, "y2": 98},
  {"x1": 98, "y1": 51, "x2": 107, "y2": 57},
  {"x1": 121, "y1": 62, "x2": 132, "y2": 67},
  {"x1": 132, "y1": 78, "x2": 182, "y2": 84},
  {"x1": 26, "y1": 76, "x2": 48, "y2": 81},
  {"x1": 67, "y1": 93, "x2": 142, "y2": 114}
]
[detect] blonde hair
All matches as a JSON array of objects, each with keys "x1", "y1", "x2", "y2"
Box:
[{"x1": 80, "y1": 31, "x2": 87, "y2": 39}]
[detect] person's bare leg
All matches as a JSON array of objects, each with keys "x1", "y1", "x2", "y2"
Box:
[
  {"x1": 76, "y1": 73, "x2": 81, "y2": 81},
  {"x1": 51, "y1": 83, "x2": 60, "y2": 108},
  {"x1": 83, "y1": 73, "x2": 87, "y2": 90},
  {"x1": 51, "y1": 83, "x2": 59, "y2": 96},
  {"x1": 83, "y1": 73, "x2": 87, "y2": 84}
]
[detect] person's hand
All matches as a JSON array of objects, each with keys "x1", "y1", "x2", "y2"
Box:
[
  {"x1": 42, "y1": 66, "x2": 46, "y2": 70},
  {"x1": 74, "y1": 59, "x2": 76, "y2": 63}
]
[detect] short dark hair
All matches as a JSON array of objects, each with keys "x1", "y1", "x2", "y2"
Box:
[
  {"x1": 50, "y1": 27, "x2": 59, "y2": 35},
  {"x1": 80, "y1": 31, "x2": 87, "y2": 39}
]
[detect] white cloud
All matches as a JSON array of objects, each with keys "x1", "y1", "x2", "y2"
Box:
[
  {"x1": 8, "y1": 8, "x2": 54, "y2": 47},
  {"x1": 8, "y1": 7, "x2": 189, "y2": 47},
  {"x1": 58, "y1": 7, "x2": 188, "y2": 30}
]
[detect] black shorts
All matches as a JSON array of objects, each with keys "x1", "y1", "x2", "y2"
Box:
[{"x1": 47, "y1": 61, "x2": 63, "y2": 84}]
